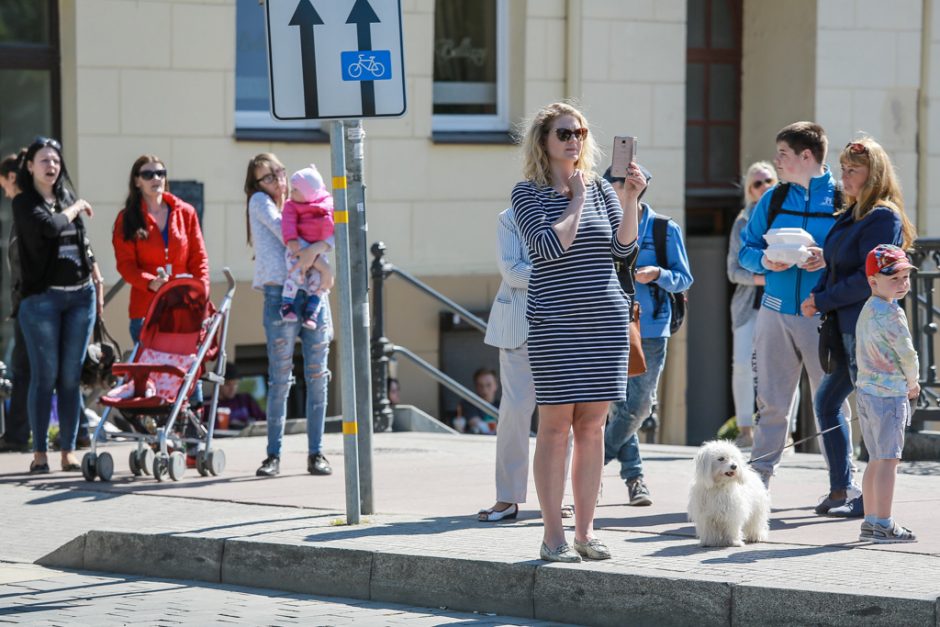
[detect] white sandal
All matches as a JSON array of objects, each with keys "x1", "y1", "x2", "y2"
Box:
[{"x1": 477, "y1": 503, "x2": 518, "y2": 522}]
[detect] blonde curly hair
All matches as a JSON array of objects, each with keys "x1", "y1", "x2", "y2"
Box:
[{"x1": 518, "y1": 102, "x2": 600, "y2": 188}]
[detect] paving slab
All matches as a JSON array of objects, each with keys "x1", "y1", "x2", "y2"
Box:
[{"x1": 1, "y1": 431, "x2": 939, "y2": 625}]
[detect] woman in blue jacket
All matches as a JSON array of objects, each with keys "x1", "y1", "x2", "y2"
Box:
[
  {"x1": 801, "y1": 136, "x2": 916, "y2": 517},
  {"x1": 602, "y1": 166, "x2": 693, "y2": 506}
]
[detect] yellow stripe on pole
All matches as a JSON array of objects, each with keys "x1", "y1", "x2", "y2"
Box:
[
  {"x1": 342, "y1": 421, "x2": 358, "y2": 435},
  {"x1": 334, "y1": 210, "x2": 349, "y2": 224},
  {"x1": 332, "y1": 176, "x2": 347, "y2": 189}
]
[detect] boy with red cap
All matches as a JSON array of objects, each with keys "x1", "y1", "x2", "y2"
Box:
[
  {"x1": 855, "y1": 244, "x2": 920, "y2": 543},
  {"x1": 281, "y1": 164, "x2": 335, "y2": 329}
]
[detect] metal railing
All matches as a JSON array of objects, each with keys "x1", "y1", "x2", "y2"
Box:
[
  {"x1": 370, "y1": 242, "x2": 497, "y2": 432},
  {"x1": 909, "y1": 237, "x2": 940, "y2": 431}
]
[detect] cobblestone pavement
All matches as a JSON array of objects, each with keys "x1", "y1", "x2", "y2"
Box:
[{"x1": 0, "y1": 563, "x2": 569, "y2": 626}]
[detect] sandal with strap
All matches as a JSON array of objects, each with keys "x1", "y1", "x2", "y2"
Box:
[
  {"x1": 477, "y1": 503, "x2": 518, "y2": 522},
  {"x1": 29, "y1": 460, "x2": 50, "y2": 474},
  {"x1": 872, "y1": 521, "x2": 917, "y2": 544}
]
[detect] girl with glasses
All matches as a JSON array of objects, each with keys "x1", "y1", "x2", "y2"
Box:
[
  {"x1": 112, "y1": 155, "x2": 209, "y2": 345},
  {"x1": 13, "y1": 137, "x2": 104, "y2": 473}
]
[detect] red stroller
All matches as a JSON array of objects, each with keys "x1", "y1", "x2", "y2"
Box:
[{"x1": 81, "y1": 269, "x2": 236, "y2": 482}]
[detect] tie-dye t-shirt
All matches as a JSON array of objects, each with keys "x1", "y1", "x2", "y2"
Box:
[{"x1": 855, "y1": 296, "x2": 919, "y2": 397}]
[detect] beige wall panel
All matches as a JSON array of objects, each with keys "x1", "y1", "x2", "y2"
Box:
[
  {"x1": 402, "y1": 9, "x2": 433, "y2": 78},
  {"x1": 651, "y1": 83, "x2": 686, "y2": 148},
  {"x1": 76, "y1": 69, "x2": 120, "y2": 134},
  {"x1": 605, "y1": 22, "x2": 685, "y2": 82},
  {"x1": 896, "y1": 32, "x2": 923, "y2": 87},
  {"x1": 171, "y1": 3, "x2": 236, "y2": 70},
  {"x1": 816, "y1": 88, "x2": 854, "y2": 148},
  {"x1": 410, "y1": 201, "x2": 502, "y2": 273},
  {"x1": 525, "y1": 18, "x2": 567, "y2": 81},
  {"x1": 366, "y1": 202, "x2": 414, "y2": 265},
  {"x1": 740, "y1": 0, "x2": 816, "y2": 170},
  {"x1": 653, "y1": 0, "x2": 686, "y2": 21},
  {"x1": 854, "y1": 0, "x2": 921, "y2": 29},
  {"x1": 120, "y1": 70, "x2": 226, "y2": 136},
  {"x1": 410, "y1": 76, "x2": 433, "y2": 137},
  {"x1": 524, "y1": 80, "x2": 567, "y2": 115},
  {"x1": 927, "y1": 157, "x2": 940, "y2": 236},
  {"x1": 579, "y1": 19, "x2": 611, "y2": 82},
  {"x1": 583, "y1": 0, "x2": 655, "y2": 21},
  {"x1": 528, "y1": 0, "x2": 566, "y2": 19},
  {"x1": 76, "y1": 0, "x2": 172, "y2": 68},
  {"x1": 423, "y1": 146, "x2": 520, "y2": 201},
  {"x1": 222, "y1": 202, "x2": 255, "y2": 281},
  {"x1": 818, "y1": 32, "x2": 903, "y2": 90},
  {"x1": 361, "y1": 139, "x2": 430, "y2": 201},
  {"x1": 580, "y1": 82, "x2": 653, "y2": 154},
  {"x1": 170, "y1": 137, "x2": 264, "y2": 204},
  {"x1": 223, "y1": 71, "x2": 235, "y2": 136}
]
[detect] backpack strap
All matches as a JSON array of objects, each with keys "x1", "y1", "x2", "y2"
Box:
[
  {"x1": 766, "y1": 183, "x2": 791, "y2": 229},
  {"x1": 652, "y1": 214, "x2": 669, "y2": 269}
]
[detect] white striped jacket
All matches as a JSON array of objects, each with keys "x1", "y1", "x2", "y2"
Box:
[{"x1": 484, "y1": 207, "x2": 531, "y2": 350}]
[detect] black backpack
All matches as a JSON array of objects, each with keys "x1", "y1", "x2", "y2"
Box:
[
  {"x1": 652, "y1": 216, "x2": 687, "y2": 334},
  {"x1": 766, "y1": 182, "x2": 843, "y2": 229}
]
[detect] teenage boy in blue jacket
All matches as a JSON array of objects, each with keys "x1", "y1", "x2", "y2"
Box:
[
  {"x1": 739, "y1": 121, "x2": 854, "y2": 495},
  {"x1": 602, "y1": 165, "x2": 693, "y2": 506}
]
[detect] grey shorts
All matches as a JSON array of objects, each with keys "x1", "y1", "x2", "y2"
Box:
[{"x1": 857, "y1": 391, "x2": 910, "y2": 460}]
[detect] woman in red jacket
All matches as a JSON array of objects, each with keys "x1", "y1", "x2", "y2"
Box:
[{"x1": 112, "y1": 154, "x2": 209, "y2": 343}]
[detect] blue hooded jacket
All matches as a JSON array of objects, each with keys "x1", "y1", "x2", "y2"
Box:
[
  {"x1": 738, "y1": 168, "x2": 839, "y2": 316},
  {"x1": 634, "y1": 205, "x2": 694, "y2": 338}
]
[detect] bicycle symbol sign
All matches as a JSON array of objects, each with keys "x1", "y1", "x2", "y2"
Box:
[{"x1": 341, "y1": 50, "x2": 392, "y2": 81}]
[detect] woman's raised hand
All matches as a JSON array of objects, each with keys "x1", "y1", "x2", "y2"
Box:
[
  {"x1": 568, "y1": 169, "x2": 586, "y2": 199},
  {"x1": 624, "y1": 163, "x2": 647, "y2": 199}
]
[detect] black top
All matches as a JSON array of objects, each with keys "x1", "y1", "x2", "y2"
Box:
[{"x1": 12, "y1": 188, "x2": 93, "y2": 298}]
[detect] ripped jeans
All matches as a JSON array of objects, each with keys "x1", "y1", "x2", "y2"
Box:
[{"x1": 262, "y1": 284, "x2": 333, "y2": 457}]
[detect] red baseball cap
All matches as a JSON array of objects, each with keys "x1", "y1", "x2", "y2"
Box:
[{"x1": 866, "y1": 244, "x2": 914, "y2": 277}]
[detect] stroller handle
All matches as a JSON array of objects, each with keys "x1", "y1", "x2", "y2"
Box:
[{"x1": 222, "y1": 267, "x2": 235, "y2": 299}]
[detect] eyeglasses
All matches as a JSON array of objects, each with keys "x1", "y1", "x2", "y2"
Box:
[
  {"x1": 33, "y1": 136, "x2": 62, "y2": 151},
  {"x1": 554, "y1": 127, "x2": 588, "y2": 142},
  {"x1": 256, "y1": 168, "x2": 286, "y2": 185},
  {"x1": 751, "y1": 178, "x2": 774, "y2": 190},
  {"x1": 138, "y1": 169, "x2": 167, "y2": 181},
  {"x1": 846, "y1": 142, "x2": 868, "y2": 155}
]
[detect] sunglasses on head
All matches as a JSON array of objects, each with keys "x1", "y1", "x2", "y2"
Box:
[
  {"x1": 138, "y1": 169, "x2": 167, "y2": 181},
  {"x1": 33, "y1": 136, "x2": 62, "y2": 151},
  {"x1": 256, "y1": 167, "x2": 286, "y2": 185},
  {"x1": 846, "y1": 142, "x2": 868, "y2": 155},
  {"x1": 554, "y1": 127, "x2": 588, "y2": 142},
  {"x1": 751, "y1": 177, "x2": 774, "y2": 190}
]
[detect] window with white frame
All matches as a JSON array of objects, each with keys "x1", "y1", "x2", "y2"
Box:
[
  {"x1": 235, "y1": 0, "x2": 319, "y2": 131},
  {"x1": 432, "y1": 0, "x2": 508, "y2": 132}
]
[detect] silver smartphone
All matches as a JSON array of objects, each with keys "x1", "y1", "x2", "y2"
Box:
[{"x1": 611, "y1": 136, "x2": 637, "y2": 179}]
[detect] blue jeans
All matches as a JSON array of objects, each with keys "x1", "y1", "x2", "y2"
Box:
[
  {"x1": 812, "y1": 332, "x2": 857, "y2": 492},
  {"x1": 604, "y1": 337, "x2": 668, "y2": 482},
  {"x1": 18, "y1": 285, "x2": 95, "y2": 453},
  {"x1": 262, "y1": 284, "x2": 332, "y2": 457}
]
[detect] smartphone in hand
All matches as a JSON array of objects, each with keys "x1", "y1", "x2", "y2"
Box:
[{"x1": 611, "y1": 136, "x2": 637, "y2": 179}]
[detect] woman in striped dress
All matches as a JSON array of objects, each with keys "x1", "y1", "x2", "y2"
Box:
[{"x1": 512, "y1": 102, "x2": 643, "y2": 562}]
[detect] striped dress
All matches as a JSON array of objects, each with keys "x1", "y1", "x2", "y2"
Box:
[{"x1": 511, "y1": 179, "x2": 637, "y2": 405}]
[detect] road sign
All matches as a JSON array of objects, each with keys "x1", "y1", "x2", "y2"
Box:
[{"x1": 265, "y1": 0, "x2": 407, "y2": 120}]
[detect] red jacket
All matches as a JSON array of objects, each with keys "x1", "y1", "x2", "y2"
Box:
[{"x1": 112, "y1": 192, "x2": 210, "y2": 318}]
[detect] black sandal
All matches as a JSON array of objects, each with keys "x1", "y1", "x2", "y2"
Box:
[{"x1": 29, "y1": 461, "x2": 50, "y2": 474}]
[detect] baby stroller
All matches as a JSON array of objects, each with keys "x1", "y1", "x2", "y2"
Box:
[{"x1": 81, "y1": 269, "x2": 236, "y2": 482}]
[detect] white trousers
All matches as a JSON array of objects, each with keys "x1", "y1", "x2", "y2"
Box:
[{"x1": 495, "y1": 343, "x2": 537, "y2": 503}]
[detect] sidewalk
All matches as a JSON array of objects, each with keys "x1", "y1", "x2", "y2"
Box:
[{"x1": 1, "y1": 431, "x2": 939, "y2": 626}]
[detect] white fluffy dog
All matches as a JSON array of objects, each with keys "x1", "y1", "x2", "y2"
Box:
[{"x1": 687, "y1": 440, "x2": 770, "y2": 547}]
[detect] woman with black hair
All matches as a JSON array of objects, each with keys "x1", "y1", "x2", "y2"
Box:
[
  {"x1": 13, "y1": 137, "x2": 104, "y2": 473},
  {"x1": 112, "y1": 154, "x2": 208, "y2": 344}
]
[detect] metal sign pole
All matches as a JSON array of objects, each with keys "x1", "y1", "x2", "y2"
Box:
[
  {"x1": 330, "y1": 119, "x2": 361, "y2": 525},
  {"x1": 343, "y1": 119, "x2": 375, "y2": 515}
]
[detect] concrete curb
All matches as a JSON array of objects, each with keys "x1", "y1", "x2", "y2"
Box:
[{"x1": 36, "y1": 531, "x2": 940, "y2": 626}]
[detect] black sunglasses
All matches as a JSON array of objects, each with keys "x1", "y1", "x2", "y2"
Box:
[
  {"x1": 751, "y1": 178, "x2": 774, "y2": 190},
  {"x1": 138, "y1": 169, "x2": 167, "y2": 181},
  {"x1": 256, "y1": 168, "x2": 286, "y2": 185},
  {"x1": 33, "y1": 136, "x2": 62, "y2": 151},
  {"x1": 554, "y1": 127, "x2": 588, "y2": 142}
]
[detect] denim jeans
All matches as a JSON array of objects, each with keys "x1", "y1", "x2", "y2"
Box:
[
  {"x1": 262, "y1": 284, "x2": 332, "y2": 457},
  {"x1": 18, "y1": 284, "x2": 95, "y2": 453},
  {"x1": 604, "y1": 337, "x2": 668, "y2": 482},
  {"x1": 812, "y1": 332, "x2": 857, "y2": 492}
]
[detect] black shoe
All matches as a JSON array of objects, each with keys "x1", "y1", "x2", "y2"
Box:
[
  {"x1": 307, "y1": 453, "x2": 332, "y2": 475},
  {"x1": 75, "y1": 434, "x2": 92, "y2": 450},
  {"x1": 0, "y1": 437, "x2": 30, "y2": 453},
  {"x1": 256, "y1": 455, "x2": 280, "y2": 477}
]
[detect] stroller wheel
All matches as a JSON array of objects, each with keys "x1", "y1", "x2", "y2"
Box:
[
  {"x1": 81, "y1": 453, "x2": 97, "y2": 482},
  {"x1": 168, "y1": 451, "x2": 186, "y2": 481},
  {"x1": 152, "y1": 454, "x2": 168, "y2": 482},
  {"x1": 140, "y1": 448, "x2": 155, "y2": 476},
  {"x1": 195, "y1": 450, "x2": 209, "y2": 477},
  {"x1": 97, "y1": 452, "x2": 114, "y2": 482},
  {"x1": 128, "y1": 450, "x2": 142, "y2": 476},
  {"x1": 207, "y1": 449, "x2": 226, "y2": 476}
]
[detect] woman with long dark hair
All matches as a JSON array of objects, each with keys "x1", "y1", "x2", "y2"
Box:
[
  {"x1": 244, "y1": 153, "x2": 334, "y2": 478},
  {"x1": 112, "y1": 155, "x2": 208, "y2": 343},
  {"x1": 13, "y1": 137, "x2": 104, "y2": 473}
]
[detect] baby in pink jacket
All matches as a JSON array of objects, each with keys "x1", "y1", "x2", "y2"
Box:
[{"x1": 280, "y1": 165, "x2": 335, "y2": 329}]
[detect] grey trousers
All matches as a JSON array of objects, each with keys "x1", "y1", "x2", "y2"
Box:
[
  {"x1": 495, "y1": 343, "x2": 537, "y2": 503},
  {"x1": 750, "y1": 307, "x2": 851, "y2": 478}
]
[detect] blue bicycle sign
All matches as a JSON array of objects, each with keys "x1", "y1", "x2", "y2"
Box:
[{"x1": 341, "y1": 50, "x2": 393, "y2": 81}]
